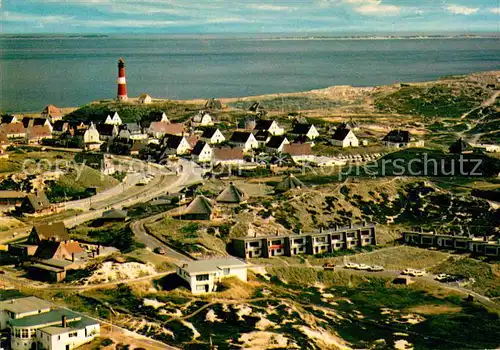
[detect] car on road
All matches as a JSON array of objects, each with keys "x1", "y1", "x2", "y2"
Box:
[
  {"x1": 323, "y1": 263, "x2": 335, "y2": 270},
  {"x1": 435, "y1": 273, "x2": 448, "y2": 281},
  {"x1": 344, "y1": 262, "x2": 360, "y2": 269},
  {"x1": 368, "y1": 265, "x2": 384, "y2": 272},
  {"x1": 410, "y1": 269, "x2": 426, "y2": 277},
  {"x1": 402, "y1": 268, "x2": 415, "y2": 275},
  {"x1": 356, "y1": 264, "x2": 371, "y2": 270},
  {"x1": 153, "y1": 247, "x2": 166, "y2": 255}
]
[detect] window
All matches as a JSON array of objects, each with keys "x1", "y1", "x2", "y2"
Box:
[
  {"x1": 223, "y1": 268, "x2": 230, "y2": 275},
  {"x1": 14, "y1": 329, "x2": 20, "y2": 337},
  {"x1": 21, "y1": 329, "x2": 29, "y2": 339},
  {"x1": 69, "y1": 332, "x2": 78, "y2": 338},
  {"x1": 196, "y1": 274, "x2": 209, "y2": 281}
]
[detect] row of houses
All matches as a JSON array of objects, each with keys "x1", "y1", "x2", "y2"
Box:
[
  {"x1": 0, "y1": 290, "x2": 99, "y2": 350},
  {"x1": 232, "y1": 224, "x2": 377, "y2": 258}
]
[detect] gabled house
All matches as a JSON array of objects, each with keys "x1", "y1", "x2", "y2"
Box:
[
  {"x1": 104, "y1": 112, "x2": 122, "y2": 126},
  {"x1": 213, "y1": 147, "x2": 245, "y2": 166},
  {"x1": 27, "y1": 125, "x2": 52, "y2": 144},
  {"x1": 191, "y1": 141, "x2": 212, "y2": 163},
  {"x1": 253, "y1": 130, "x2": 271, "y2": 148},
  {"x1": 51, "y1": 121, "x2": 70, "y2": 136},
  {"x1": 283, "y1": 143, "x2": 314, "y2": 163},
  {"x1": 138, "y1": 93, "x2": 152, "y2": 104},
  {"x1": 192, "y1": 110, "x2": 214, "y2": 126},
  {"x1": 148, "y1": 122, "x2": 184, "y2": 139},
  {"x1": 143, "y1": 111, "x2": 170, "y2": 128},
  {"x1": 83, "y1": 123, "x2": 102, "y2": 150},
  {"x1": 19, "y1": 191, "x2": 54, "y2": 216},
  {"x1": 22, "y1": 118, "x2": 52, "y2": 132},
  {"x1": 254, "y1": 119, "x2": 284, "y2": 136},
  {"x1": 331, "y1": 128, "x2": 359, "y2": 148},
  {"x1": 27, "y1": 222, "x2": 69, "y2": 245},
  {"x1": 1, "y1": 114, "x2": 18, "y2": 124},
  {"x1": 186, "y1": 135, "x2": 199, "y2": 149},
  {"x1": 0, "y1": 123, "x2": 26, "y2": 139},
  {"x1": 382, "y1": 130, "x2": 424, "y2": 148},
  {"x1": 229, "y1": 131, "x2": 258, "y2": 152},
  {"x1": 266, "y1": 135, "x2": 289, "y2": 153},
  {"x1": 290, "y1": 123, "x2": 319, "y2": 140},
  {"x1": 33, "y1": 240, "x2": 85, "y2": 261},
  {"x1": 161, "y1": 134, "x2": 191, "y2": 156},
  {"x1": 200, "y1": 127, "x2": 225, "y2": 144},
  {"x1": 118, "y1": 123, "x2": 147, "y2": 141},
  {"x1": 41, "y1": 104, "x2": 63, "y2": 122},
  {"x1": 74, "y1": 152, "x2": 116, "y2": 175},
  {"x1": 96, "y1": 124, "x2": 118, "y2": 141}
]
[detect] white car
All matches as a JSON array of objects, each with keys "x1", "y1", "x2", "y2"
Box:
[
  {"x1": 411, "y1": 269, "x2": 426, "y2": 277},
  {"x1": 435, "y1": 273, "x2": 448, "y2": 281},
  {"x1": 369, "y1": 265, "x2": 384, "y2": 272},
  {"x1": 402, "y1": 268, "x2": 415, "y2": 275},
  {"x1": 356, "y1": 264, "x2": 371, "y2": 270},
  {"x1": 344, "y1": 262, "x2": 360, "y2": 269}
]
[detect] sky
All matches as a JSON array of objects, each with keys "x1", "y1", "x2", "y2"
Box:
[{"x1": 1, "y1": 0, "x2": 499, "y2": 34}]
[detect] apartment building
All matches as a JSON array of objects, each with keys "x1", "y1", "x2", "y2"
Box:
[{"x1": 232, "y1": 224, "x2": 376, "y2": 259}]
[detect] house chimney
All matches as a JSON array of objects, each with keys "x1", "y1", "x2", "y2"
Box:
[
  {"x1": 62, "y1": 315, "x2": 67, "y2": 328},
  {"x1": 182, "y1": 263, "x2": 188, "y2": 268},
  {"x1": 72, "y1": 253, "x2": 75, "y2": 262},
  {"x1": 276, "y1": 229, "x2": 279, "y2": 236}
]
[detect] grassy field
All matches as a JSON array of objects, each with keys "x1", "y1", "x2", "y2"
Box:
[{"x1": 0, "y1": 148, "x2": 75, "y2": 175}]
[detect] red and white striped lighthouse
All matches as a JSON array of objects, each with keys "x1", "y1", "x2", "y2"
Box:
[{"x1": 117, "y1": 57, "x2": 128, "y2": 101}]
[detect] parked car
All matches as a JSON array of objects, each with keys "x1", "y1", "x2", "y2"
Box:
[
  {"x1": 356, "y1": 264, "x2": 371, "y2": 270},
  {"x1": 409, "y1": 269, "x2": 426, "y2": 277},
  {"x1": 323, "y1": 263, "x2": 335, "y2": 270},
  {"x1": 368, "y1": 265, "x2": 384, "y2": 272},
  {"x1": 344, "y1": 262, "x2": 360, "y2": 269},
  {"x1": 402, "y1": 268, "x2": 415, "y2": 275},
  {"x1": 153, "y1": 247, "x2": 166, "y2": 255},
  {"x1": 435, "y1": 273, "x2": 448, "y2": 281}
]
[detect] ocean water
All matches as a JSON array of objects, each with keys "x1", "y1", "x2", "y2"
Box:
[{"x1": 1, "y1": 35, "x2": 499, "y2": 113}]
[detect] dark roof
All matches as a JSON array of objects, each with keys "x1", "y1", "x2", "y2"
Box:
[
  {"x1": 102, "y1": 209, "x2": 128, "y2": 220},
  {"x1": 230, "y1": 131, "x2": 253, "y2": 143},
  {"x1": 25, "y1": 191, "x2": 51, "y2": 212},
  {"x1": 331, "y1": 128, "x2": 351, "y2": 141},
  {"x1": 121, "y1": 123, "x2": 142, "y2": 133},
  {"x1": 191, "y1": 141, "x2": 208, "y2": 156},
  {"x1": 52, "y1": 121, "x2": 69, "y2": 132},
  {"x1": 163, "y1": 134, "x2": 185, "y2": 149},
  {"x1": 33, "y1": 222, "x2": 69, "y2": 242},
  {"x1": 253, "y1": 129, "x2": 270, "y2": 141},
  {"x1": 185, "y1": 195, "x2": 213, "y2": 215},
  {"x1": 96, "y1": 123, "x2": 116, "y2": 136},
  {"x1": 449, "y1": 138, "x2": 472, "y2": 154},
  {"x1": 33, "y1": 118, "x2": 48, "y2": 127},
  {"x1": 149, "y1": 111, "x2": 167, "y2": 120},
  {"x1": 266, "y1": 135, "x2": 287, "y2": 149},
  {"x1": 1, "y1": 115, "x2": 16, "y2": 124},
  {"x1": 216, "y1": 183, "x2": 248, "y2": 203},
  {"x1": 34, "y1": 241, "x2": 62, "y2": 260},
  {"x1": 201, "y1": 127, "x2": 218, "y2": 139},
  {"x1": 254, "y1": 119, "x2": 274, "y2": 131},
  {"x1": 0, "y1": 289, "x2": 25, "y2": 302},
  {"x1": 382, "y1": 130, "x2": 411, "y2": 143},
  {"x1": 130, "y1": 141, "x2": 147, "y2": 152},
  {"x1": 291, "y1": 123, "x2": 312, "y2": 135},
  {"x1": 275, "y1": 174, "x2": 306, "y2": 193}
]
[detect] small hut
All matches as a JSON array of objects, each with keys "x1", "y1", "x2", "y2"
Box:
[
  {"x1": 274, "y1": 174, "x2": 306, "y2": 193},
  {"x1": 181, "y1": 195, "x2": 214, "y2": 220},
  {"x1": 216, "y1": 183, "x2": 248, "y2": 204}
]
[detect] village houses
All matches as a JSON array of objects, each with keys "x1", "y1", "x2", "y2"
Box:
[
  {"x1": 83, "y1": 122, "x2": 102, "y2": 150},
  {"x1": 191, "y1": 141, "x2": 213, "y2": 163},
  {"x1": 200, "y1": 127, "x2": 225, "y2": 144},
  {"x1": 192, "y1": 110, "x2": 214, "y2": 126},
  {"x1": 229, "y1": 131, "x2": 258, "y2": 152},
  {"x1": 331, "y1": 127, "x2": 359, "y2": 148},
  {"x1": 104, "y1": 112, "x2": 122, "y2": 126},
  {"x1": 290, "y1": 123, "x2": 320, "y2": 140},
  {"x1": 138, "y1": 93, "x2": 152, "y2": 104},
  {"x1": 254, "y1": 119, "x2": 284, "y2": 136}
]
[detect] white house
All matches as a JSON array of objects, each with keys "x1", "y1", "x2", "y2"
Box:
[
  {"x1": 283, "y1": 143, "x2": 314, "y2": 163},
  {"x1": 229, "y1": 131, "x2": 258, "y2": 152},
  {"x1": 191, "y1": 141, "x2": 213, "y2": 163},
  {"x1": 83, "y1": 123, "x2": 102, "y2": 150},
  {"x1": 138, "y1": 93, "x2": 152, "y2": 104},
  {"x1": 104, "y1": 112, "x2": 122, "y2": 126},
  {"x1": 265, "y1": 136, "x2": 289, "y2": 153},
  {"x1": 161, "y1": 134, "x2": 191, "y2": 156},
  {"x1": 176, "y1": 257, "x2": 249, "y2": 294},
  {"x1": 213, "y1": 148, "x2": 245, "y2": 166},
  {"x1": 200, "y1": 127, "x2": 225, "y2": 144},
  {"x1": 192, "y1": 110, "x2": 214, "y2": 126},
  {"x1": 254, "y1": 119, "x2": 284, "y2": 136},
  {"x1": 290, "y1": 123, "x2": 320, "y2": 140},
  {"x1": 331, "y1": 128, "x2": 359, "y2": 148}
]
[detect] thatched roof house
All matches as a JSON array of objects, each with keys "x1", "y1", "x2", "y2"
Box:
[
  {"x1": 216, "y1": 183, "x2": 248, "y2": 204},
  {"x1": 274, "y1": 174, "x2": 306, "y2": 193},
  {"x1": 182, "y1": 195, "x2": 215, "y2": 220}
]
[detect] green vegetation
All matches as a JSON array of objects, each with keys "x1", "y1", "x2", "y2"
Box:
[
  {"x1": 70, "y1": 222, "x2": 144, "y2": 253},
  {"x1": 229, "y1": 96, "x2": 342, "y2": 112},
  {"x1": 375, "y1": 84, "x2": 489, "y2": 118}
]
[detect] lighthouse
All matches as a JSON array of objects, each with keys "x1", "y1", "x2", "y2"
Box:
[{"x1": 117, "y1": 58, "x2": 128, "y2": 101}]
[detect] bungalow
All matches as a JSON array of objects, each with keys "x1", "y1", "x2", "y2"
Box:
[
  {"x1": 161, "y1": 134, "x2": 191, "y2": 156},
  {"x1": 191, "y1": 141, "x2": 213, "y2": 163},
  {"x1": 51, "y1": 121, "x2": 69, "y2": 136},
  {"x1": 41, "y1": 104, "x2": 63, "y2": 122},
  {"x1": 149, "y1": 122, "x2": 184, "y2": 138},
  {"x1": 138, "y1": 93, "x2": 152, "y2": 104},
  {"x1": 19, "y1": 191, "x2": 55, "y2": 217},
  {"x1": 27, "y1": 222, "x2": 69, "y2": 245},
  {"x1": 382, "y1": 130, "x2": 424, "y2": 148},
  {"x1": 229, "y1": 131, "x2": 258, "y2": 152},
  {"x1": 266, "y1": 136, "x2": 289, "y2": 153},
  {"x1": 331, "y1": 128, "x2": 359, "y2": 148},
  {"x1": 176, "y1": 257, "x2": 248, "y2": 294},
  {"x1": 283, "y1": 143, "x2": 314, "y2": 163},
  {"x1": 27, "y1": 125, "x2": 52, "y2": 144},
  {"x1": 192, "y1": 110, "x2": 214, "y2": 126},
  {"x1": 1, "y1": 123, "x2": 26, "y2": 139},
  {"x1": 0, "y1": 191, "x2": 27, "y2": 209},
  {"x1": 83, "y1": 123, "x2": 102, "y2": 151},
  {"x1": 96, "y1": 124, "x2": 118, "y2": 141},
  {"x1": 200, "y1": 127, "x2": 225, "y2": 144},
  {"x1": 33, "y1": 240, "x2": 85, "y2": 261},
  {"x1": 118, "y1": 123, "x2": 148, "y2": 141},
  {"x1": 1, "y1": 114, "x2": 19, "y2": 124},
  {"x1": 254, "y1": 119, "x2": 284, "y2": 136},
  {"x1": 104, "y1": 112, "x2": 122, "y2": 126},
  {"x1": 180, "y1": 195, "x2": 215, "y2": 220},
  {"x1": 213, "y1": 147, "x2": 245, "y2": 166},
  {"x1": 290, "y1": 123, "x2": 319, "y2": 140}
]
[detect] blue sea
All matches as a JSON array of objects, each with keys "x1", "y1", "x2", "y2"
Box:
[{"x1": 1, "y1": 35, "x2": 499, "y2": 113}]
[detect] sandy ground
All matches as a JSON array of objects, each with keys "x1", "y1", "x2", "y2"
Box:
[{"x1": 82, "y1": 262, "x2": 157, "y2": 285}]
